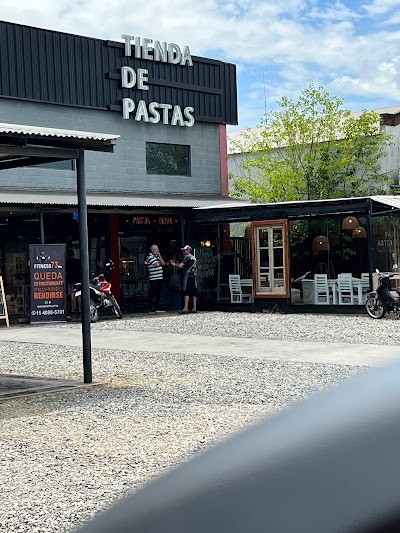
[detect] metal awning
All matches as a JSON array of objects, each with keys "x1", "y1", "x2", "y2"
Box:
[
  {"x1": 190, "y1": 195, "x2": 400, "y2": 223},
  {"x1": 0, "y1": 123, "x2": 119, "y2": 141},
  {"x1": 0, "y1": 122, "x2": 120, "y2": 385},
  {"x1": 370, "y1": 195, "x2": 400, "y2": 211},
  {"x1": 0, "y1": 190, "x2": 249, "y2": 209},
  {"x1": 0, "y1": 123, "x2": 120, "y2": 169}
]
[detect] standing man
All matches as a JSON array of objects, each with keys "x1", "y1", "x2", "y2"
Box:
[
  {"x1": 171, "y1": 245, "x2": 198, "y2": 313},
  {"x1": 146, "y1": 244, "x2": 166, "y2": 314}
]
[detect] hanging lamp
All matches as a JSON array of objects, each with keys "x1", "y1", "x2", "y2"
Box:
[
  {"x1": 342, "y1": 216, "x2": 359, "y2": 230},
  {"x1": 312, "y1": 235, "x2": 331, "y2": 251},
  {"x1": 352, "y1": 226, "x2": 367, "y2": 239}
]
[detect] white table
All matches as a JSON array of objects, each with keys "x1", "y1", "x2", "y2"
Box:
[
  {"x1": 302, "y1": 278, "x2": 370, "y2": 305},
  {"x1": 332, "y1": 278, "x2": 370, "y2": 305},
  {"x1": 349, "y1": 278, "x2": 370, "y2": 305}
]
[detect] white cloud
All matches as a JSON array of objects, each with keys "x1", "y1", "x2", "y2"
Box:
[
  {"x1": 362, "y1": 0, "x2": 400, "y2": 15},
  {"x1": 329, "y1": 56, "x2": 400, "y2": 100},
  {"x1": 1, "y1": 0, "x2": 400, "y2": 129},
  {"x1": 307, "y1": 1, "x2": 361, "y2": 21}
]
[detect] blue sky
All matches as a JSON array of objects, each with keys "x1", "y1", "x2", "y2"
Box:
[{"x1": 2, "y1": 0, "x2": 400, "y2": 130}]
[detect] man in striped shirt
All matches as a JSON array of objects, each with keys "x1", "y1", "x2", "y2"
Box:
[{"x1": 146, "y1": 244, "x2": 166, "y2": 314}]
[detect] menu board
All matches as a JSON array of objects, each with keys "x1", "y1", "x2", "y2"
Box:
[
  {"x1": 196, "y1": 246, "x2": 218, "y2": 280},
  {"x1": 195, "y1": 246, "x2": 218, "y2": 298}
]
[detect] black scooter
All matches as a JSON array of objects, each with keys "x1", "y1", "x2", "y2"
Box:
[{"x1": 365, "y1": 269, "x2": 400, "y2": 319}]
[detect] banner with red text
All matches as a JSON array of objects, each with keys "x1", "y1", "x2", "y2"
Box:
[{"x1": 29, "y1": 244, "x2": 66, "y2": 323}]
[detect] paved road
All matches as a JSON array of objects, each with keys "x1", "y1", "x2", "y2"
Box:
[{"x1": 0, "y1": 324, "x2": 399, "y2": 367}]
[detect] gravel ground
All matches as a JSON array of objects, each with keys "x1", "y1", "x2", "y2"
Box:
[
  {"x1": 0, "y1": 311, "x2": 379, "y2": 532},
  {"x1": 46, "y1": 310, "x2": 400, "y2": 346}
]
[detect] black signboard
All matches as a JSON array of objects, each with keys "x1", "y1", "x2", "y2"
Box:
[{"x1": 29, "y1": 244, "x2": 66, "y2": 323}]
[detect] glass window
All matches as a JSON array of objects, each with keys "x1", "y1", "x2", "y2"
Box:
[
  {"x1": 371, "y1": 215, "x2": 400, "y2": 273},
  {"x1": 146, "y1": 143, "x2": 190, "y2": 176},
  {"x1": 253, "y1": 221, "x2": 289, "y2": 297}
]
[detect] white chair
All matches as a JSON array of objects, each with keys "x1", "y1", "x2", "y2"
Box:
[
  {"x1": 314, "y1": 274, "x2": 330, "y2": 305},
  {"x1": 337, "y1": 273, "x2": 356, "y2": 305},
  {"x1": 361, "y1": 273, "x2": 370, "y2": 303},
  {"x1": 229, "y1": 275, "x2": 253, "y2": 304}
]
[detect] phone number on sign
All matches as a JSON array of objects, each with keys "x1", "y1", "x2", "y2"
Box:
[{"x1": 31, "y1": 309, "x2": 65, "y2": 316}]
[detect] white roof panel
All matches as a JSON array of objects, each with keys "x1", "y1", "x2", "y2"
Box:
[
  {"x1": 0, "y1": 123, "x2": 120, "y2": 142},
  {"x1": 370, "y1": 195, "x2": 400, "y2": 210}
]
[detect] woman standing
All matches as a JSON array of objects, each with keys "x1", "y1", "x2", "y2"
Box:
[{"x1": 171, "y1": 245, "x2": 198, "y2": 313}]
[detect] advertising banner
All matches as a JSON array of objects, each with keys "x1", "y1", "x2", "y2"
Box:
[{"x1": 29, "y1": 244, "x2": 66, "y2": 323}]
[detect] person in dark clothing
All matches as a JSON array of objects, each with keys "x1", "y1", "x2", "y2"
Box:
[
  {"x1": 171, "y1": 245, "x2": 198, "y2": 313},
  {"x1": 66, "y1": 249, "x2": 81, "y2": 313}
]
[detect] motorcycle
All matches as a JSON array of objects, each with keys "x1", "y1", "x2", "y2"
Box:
[
  {"x1": 365, "y1": 269, "x2": 400, "y2": 319},
  {"x1": 75, "y1": 259, "x2": 123, "y2": 323}
]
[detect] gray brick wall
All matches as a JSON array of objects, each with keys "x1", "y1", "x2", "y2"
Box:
[{"x1": 0, "y1": 99, "x2": 222, "y2": 195}]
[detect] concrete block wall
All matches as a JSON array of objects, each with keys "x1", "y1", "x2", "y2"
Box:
[
  {"x1": 0, "y1": 99, "x2": 222, "y2": 195},
  {"x1": 382, "y1": 125, "x2": 400, "y2": 190}
]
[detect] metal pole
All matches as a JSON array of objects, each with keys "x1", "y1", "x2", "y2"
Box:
[
  {"x1": 179, "y1": 215, "x2": 185, "y2": 309},
  {"x1": 366, "y1": 200, "x2": 373, "y2": 290},
  {"x1": 39, "y1": 208, "x2": 45, "y2": 244},
  {"x1": 77, "y1": 149, "x2": 92, "y2": 384}
]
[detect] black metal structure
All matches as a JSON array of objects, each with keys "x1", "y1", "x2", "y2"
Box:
[
  {"x1": 188, "y1": 197, "x2": 378, "y2": 223},
  {"x1": 188, "y1": 196, "x2": 400, "y2": 224},
  {"x1": 0, "y1": 20, "x2": 238, "y2": 125},
  {"x1": 76, "y1": 150, "x2": 92, "y2": 383},
  {"x1": 0, "y1": 127, "x2": 119, "y2": 384}
]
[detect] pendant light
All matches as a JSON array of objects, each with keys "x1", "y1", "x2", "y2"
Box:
[
  {"x1": 352, "y1": 226, "x2": 367, "y2": 239},
  {"x1": 342, "y1": 216, "x2": 359, "y2": 230},
  {"x1": 312, "y1": 235, "x2": 331, "y2": 251}
]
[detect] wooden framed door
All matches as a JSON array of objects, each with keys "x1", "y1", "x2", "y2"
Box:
[{"x1": 251, "y1": 220, "x2": 289, "y2": 298}]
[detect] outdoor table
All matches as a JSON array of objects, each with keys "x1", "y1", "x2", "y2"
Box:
[
  {"x1": 302, "y1": 278, "x2": 370, "y2": 305},
  {"x1": 330, "y1": 278, "x2": 369, "y2": 305}
]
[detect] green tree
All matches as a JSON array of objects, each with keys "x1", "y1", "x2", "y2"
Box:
[{"x1": 230, "y1": 81, "x2": 394, "y2": 202}]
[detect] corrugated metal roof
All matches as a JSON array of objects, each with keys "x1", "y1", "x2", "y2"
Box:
[
  {"x1": 195, "y1": 195, "x2": 400, "y2": 211},
  {"x1": 0, "y1": 123, "x2": 120, "y2": 142},
  {"x1": 0, "y1": 191, "x2": 398, "y2": 211},
  {"x1": 370, "y1": 195, "x2": 400, "y2": 210},
  {"x1": 0, "y1": 190, "x2": 248, "y2": 208}
]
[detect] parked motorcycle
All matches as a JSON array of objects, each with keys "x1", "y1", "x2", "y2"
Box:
[
  {"x1": 75, "y1": 259, "x2": 122, "y2": 323},
  {"x1": 365, "y1": 269, "x2": 400, "y2": 319}
]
